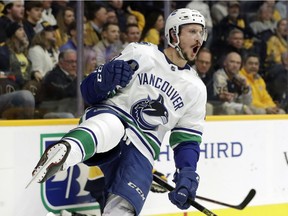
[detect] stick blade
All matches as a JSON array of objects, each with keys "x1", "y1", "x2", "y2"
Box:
[{"x1": 238, "y1": 189, "x2": 256, "y2": 210}]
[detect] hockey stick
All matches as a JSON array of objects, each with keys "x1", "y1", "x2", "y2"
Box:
[
  {"x1": 196, "y1": 189, "x2": 256, "y2": 210},
  {"x1": 153, "y1": 173, "x2": 256, "y2": 210},
  {"x1": 153, "y1": 174, "x2": 218, "y2": 216}
]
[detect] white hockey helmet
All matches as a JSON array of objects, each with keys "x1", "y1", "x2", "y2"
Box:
[{"x1": 165, "y1": 8, "x2": 207, "y2": 48}]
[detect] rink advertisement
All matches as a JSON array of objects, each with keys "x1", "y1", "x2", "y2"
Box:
[
  {"x1": 40, "y1": 134, "x2": 98, "y2": 213},
  {"x1": 0, "y1": 116, "x2": 288, "y2": 216}
]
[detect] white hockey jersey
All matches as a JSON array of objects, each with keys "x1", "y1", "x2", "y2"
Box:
[{"x1": 103, "y1": 42, "x2": 207, "y2": 165}]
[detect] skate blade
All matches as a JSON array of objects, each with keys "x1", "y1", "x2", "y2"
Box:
[{"x1": 25, "y1": 147, "x2": 64, "y2": 189}]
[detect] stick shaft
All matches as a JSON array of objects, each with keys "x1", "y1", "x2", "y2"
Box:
[
  {"x1": 196, "y1": 189, "x2": 256, "y2": 210},
  {"x1": 152, "y1": 173, "x2": 256, "y2": 210}
]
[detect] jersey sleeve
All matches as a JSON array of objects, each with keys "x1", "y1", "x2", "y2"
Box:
[
  {"x1": 169, "y1": 80, "x2": 206, "y2": 170},
  {"x1": 169, "y1": 80, "x2": 207, "y2": 149}
]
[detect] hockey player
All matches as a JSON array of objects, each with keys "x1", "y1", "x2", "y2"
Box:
[{"x1": 31, "y1": 8, "x2": 208, "y2": 215}]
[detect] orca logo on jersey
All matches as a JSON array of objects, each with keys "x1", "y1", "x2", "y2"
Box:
[{"x1": 131, "y1": 94, "x2": 168, "y2": 130}]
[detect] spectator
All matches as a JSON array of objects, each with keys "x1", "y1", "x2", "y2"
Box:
[
  {"x1": 214, "y1": 28, "x2": 252, "y2": 70},
  {"x1": 213, "y1": 51, "x2": 253, "y2": 115},
  {"x1": 59, "y1": 20, "x2": 77, "y2": 52},
  {"x1": 55, "y1": 6, "x2": 75, "y2": 47},
  {"x1": 140, "y1": 10, "x2": 165, "y2": 47},
  {"x1": 22, "y1": 1, "x2": 43, "y2": 44},
  {"x1": 106, "y1": 8, "x2": 118, "y2": 24},
  {"x1": 126, "y1": 5, "x2": 145, "y2": 33},
  {"x1": 83, "y1": 46, "x2": 97, "y2": 76},
  {"x1": 59, "y1": 21, "x2": 90, "y2": 55},
  {"x1": 40, "y1": 0, "x2": 57, "y2": 26},
  {"x1": 93, "y1": 22, "x2": 122, "y2": 66},
  {"x1": 263, "y1": 0, "x2": 281, "y2": 22},
  {"x1": 249, "y1": 3, "x2": 276, "y2": 36},
  {"x1": 240, "y1": 1, "x2": 262, "y2": 21},
  {"x1": 104, "y1": 0, "x2": 127, "y2": 33},
  {"x1": 28, "y1": 21, "x2": 59, "y2": 81},
  {"x1": 265, "y1": 18, "x2": 288, "y2": 66},
  {"x1": 122, "y1": 23, "x2": 141, "y2": 48},
  {"x1": 210, "y1": 1, "x2": 228, "y2": 26},
  {"x1": 192, "y1": 48, "x2": 215, "y2": 115},
  {"x1": 84, "y1": 2, "x2": 108, "y2": 47},
  {"x1": 240, "y1": 53, "x2": 285, "y2": 114},
  {"x1": 264, "y1": 57, "x2": 288, "y2": 111},
  {"x1": 39, "y1": 49, "x2": 77, "y2": 117},
  {"x1": 0, "y1": 89, "x2": 35, "y2": 119},
  {"x1": 211, "y1": 0, "x2": 254, "y2": 58},
  {"x1": 0, "y1": 21, "x2": 43, "y2": 106},
  {"x1": 275, "y1": 0, "x2": 287, "y2": 20},
  {"x1": 0, "y1": 22, "x2": 32, "y2": 89},
  {"x1": 0, "y1": 0, "x2": 24, "y2": 43},
  {"x1": 51, "y1": 0, "x2": 71, "y2": 18}
]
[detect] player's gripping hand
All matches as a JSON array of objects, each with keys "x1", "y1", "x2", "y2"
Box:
[
  {"x1": 95, "y1": 60, "x2": 134, "y2": 93},
  {"x1": 168, "y1": 167, "x2": 199, "y2": 210},
  {"x1": 81, "y1": 60, "x2": 135, "y2": 105}
]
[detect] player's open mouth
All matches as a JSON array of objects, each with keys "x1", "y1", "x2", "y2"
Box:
[{"x1": 192, "y1": 45, "x2": 200, "y2": 55}]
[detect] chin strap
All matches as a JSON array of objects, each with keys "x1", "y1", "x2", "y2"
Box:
[{"x1": 175, "y1": 44, "x2": 187, "y2": 61}]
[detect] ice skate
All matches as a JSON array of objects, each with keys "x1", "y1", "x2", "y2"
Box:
[{"x1": 28, "y1": 141, "x2": 71, "y2": 187}]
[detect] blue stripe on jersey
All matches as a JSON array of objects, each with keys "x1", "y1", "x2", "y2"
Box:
[
  {"x1": 129, "y1": 126, "x2": 155, "y2": 158},
  {"x1": 100, "y1": 104, "x2": 137, "y2": 125},
  {"x1": 65, "y1": 126, "x2": 98, "y2": 160},
  {"x1": 144, "y1": 131, "x2": 161, "y2": 147},
  {"x1": 78, "y1": 126, "x2": 98, "y2": 145},
  {"x1": 122, "y1": 116, "x2": 161, "y2": 159},
  {"x1": 171, "y1": 127, "x2": 203, "y2": 136},
  {"x1": 63, "y1": 137, "x2": 85, "y2": 160}
]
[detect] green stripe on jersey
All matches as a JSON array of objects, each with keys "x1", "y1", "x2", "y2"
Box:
[
  {"x1": 63, "y1": 129, "x2": 96, "y2": 160},
  {"x1": 169, "y1": 132, "x2": 201, "y2": 148}
]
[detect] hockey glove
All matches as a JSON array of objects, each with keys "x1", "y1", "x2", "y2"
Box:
[
  {"x1": 81, "y1": 60, "x2": 135, "y2": 104},
  {"x1": 95, "y1": 59, "x2": 134, "y2": 92},
  {"x1": 168, "y1": 167, "x2": 199, "y2": 210},
  {"x1": 150, "y1": 169, "x2": 168, "y2": 193}
]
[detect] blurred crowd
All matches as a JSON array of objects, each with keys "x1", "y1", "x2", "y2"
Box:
[{"x1": 0, "y1": 0, "x2": 287, "y2": 119}]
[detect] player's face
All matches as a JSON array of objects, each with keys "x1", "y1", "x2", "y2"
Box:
[{"x1": 178, "y1": 24, "x2": 203, "y2": 61}]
